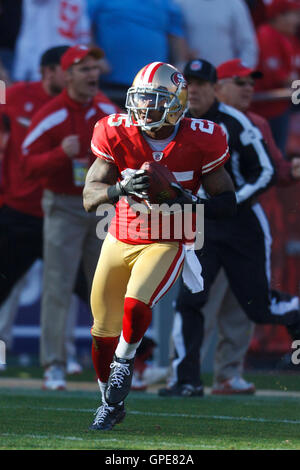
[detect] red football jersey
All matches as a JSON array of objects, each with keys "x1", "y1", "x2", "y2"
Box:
[
  {"x1": 1, "y1": 81, "x2": 51, "y2": 217},
  {"x1": 91, "y1": 114, "x2": 230, "y2": 244}
]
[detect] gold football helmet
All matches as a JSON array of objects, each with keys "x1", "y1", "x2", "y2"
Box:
[{"x1": 126, "y1": 62, "x2": 188, "y2": 130}]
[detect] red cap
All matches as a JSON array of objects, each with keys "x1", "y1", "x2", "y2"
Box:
[
  {"x1": 266, "y1": 0, "x2": 300, "y2": 19},
  {"x1": 217, "y1": 59, "x2": 263, "y2": 80},
  {"x1": 61, "y1": 45, "x2": 104, "y2": 71}
]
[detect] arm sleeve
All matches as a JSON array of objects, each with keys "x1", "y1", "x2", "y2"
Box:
[
  {"x1": 200, "y1": 122, "x2": 230, "y2": 175},
  {"x1": 235, "y1": 117, "x2": 276, "y2": 203},
  {"x1": 21, "y1": 112, "x2": 70, "y2": 179},
  {"x1": 90, "y1": 117, "x2": 116, "y2": 164}
]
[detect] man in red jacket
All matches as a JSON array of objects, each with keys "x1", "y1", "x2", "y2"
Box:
[
  {"x1": 0, "y1": 46, "x2": 68, "y2": 307},
  {"x1": 21, "y1": 45, "x2": 120, "y2": 390}
]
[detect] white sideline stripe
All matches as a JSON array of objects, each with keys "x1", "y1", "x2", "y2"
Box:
[
  {"x1": 0, "y1": 432, "x2": 222, "y2": 449},
  {"x1": 130, "y1": 411, "x2": 300, "y2": 425},
  {"x1": 2, "y1": 404, "x2": 300, "y2": 426},
  {"x1": 1, "y1": 432, "x2": 118, "y2": 443}
]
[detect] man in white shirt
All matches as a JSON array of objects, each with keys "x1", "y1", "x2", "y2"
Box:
[
  {"x1": 13, "y1": 0, "x2": 91, "y2": 81},
  {"x1": 173, "y1": 0, "x2": 258, "y2": 67}
]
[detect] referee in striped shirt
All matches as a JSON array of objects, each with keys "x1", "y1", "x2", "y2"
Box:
[{"x1": 160, "y1": 59, "x2": 300, "y2": 397}]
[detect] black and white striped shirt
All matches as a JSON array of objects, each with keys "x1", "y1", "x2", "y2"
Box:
[{"x1": 187, "y1": 100, "x2": 276, "y2": 206}]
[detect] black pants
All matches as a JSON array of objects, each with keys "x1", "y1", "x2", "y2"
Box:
[
  {"x1": 0, "y1": 206, "x2": 43, "y2": 304},
  {"x1": 0, "y1": 205, "x2": 89, "y2": 306},
  {"x1": 172, "y1": 203, "x2": 300, "y2": 385}
]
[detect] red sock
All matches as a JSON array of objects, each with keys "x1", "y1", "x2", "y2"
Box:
[
  {"x1": 91, "y1": 336, "x2": 119, "y2": 382},
  {"x1": 122, "y1": 297, "x2": 152, "y2": 344}
]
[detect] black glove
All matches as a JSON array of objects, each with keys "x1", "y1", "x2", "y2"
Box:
[
  {"x1": 107, "y1": 170, "x2": 150, "y2": 203},
  {"x1": 170, "y1": 183, "x2": 237, "y2": 219},
  {"x1": 120, "y1": 170, "x2": 150, "y2": 197},
  {"x1": 169, "y1": 182, "x2": 199, "y2": 205}
]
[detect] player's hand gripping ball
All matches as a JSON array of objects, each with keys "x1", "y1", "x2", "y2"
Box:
[{"x1": 139, "y1": 161, "x2": 177, "y2": 205}]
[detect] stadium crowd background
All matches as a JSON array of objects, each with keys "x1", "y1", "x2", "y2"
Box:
[{"x1": 0, "y1": 0, "x2": 299, "y2": 384}]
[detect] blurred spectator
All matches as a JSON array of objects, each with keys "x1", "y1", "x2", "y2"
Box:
[
  {"x1": 21, "y1": 45, "x2": 119, "y2": 390},
  {"x1": 86, "y1": 0, "x2": 190, "y2": 108},
  {"x1": 13, "y1": 0, "x2": 91, "y2": 82},
  {"x1": 245, "y1": 0, "x2": 269, "y2": 27},
  {"x1": 158, "y1": 58, "x2": 300, "y2": 398},
  {"x1": 0, "y1": 261, "x2": 89, "y2": 375},
  {"x1": 0, "y1": 46, "x2": 69, "y2": 306},
  {"x1": 201, "y1": 58, "x2": 300, "y2": 395},
  {"x1": 0, "y1": 59, "x2": 11, "y2": 86},
  {"x1": 0, "y1": 0, "x2": 22, "y2": 77},
  {"x1": 0, "y1": 59, "x2": 10, "y2": 171},
  {"x1": 252, "y1": 0, "x2": 300, "y2": 153},
  {"x1": 173, "y1": 0, "x2": 258, "y2": 67},
  {"x1": 131, "y1": 336, "x2": 168, "y2": 391},
  {"x1": 0, "y1": 45, "x2": 86, "y2": 374}
]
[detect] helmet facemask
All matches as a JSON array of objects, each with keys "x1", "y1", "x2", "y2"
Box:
[
  {"x1": 126, "y1": 86, "x2": 183, "y2": 131},
  {"x1": 126, "y1": 62, "x2": 187, "y2": 131}
]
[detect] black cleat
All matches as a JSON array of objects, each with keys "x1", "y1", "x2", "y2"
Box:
[
  {"x1": 105, "y1": 355, "x2": 135, "y2": 405},
  {"x1": 158, "y1": 383, "x2": 204, "y2": 397},
  {"x1": 89, "y1": 402, "x2": 126, "y2": 431}
]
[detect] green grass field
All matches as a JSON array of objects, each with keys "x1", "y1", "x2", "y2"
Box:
[{"x1": 1, "y1": 369, "x2": 300, "y2": 450}]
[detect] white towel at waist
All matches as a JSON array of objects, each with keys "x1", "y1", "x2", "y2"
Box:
[{"x1": 182, "y1": 244, "x2": 203, "y2": 293}]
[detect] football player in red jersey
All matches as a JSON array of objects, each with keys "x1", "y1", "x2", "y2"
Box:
[
  {"x1": 83, "y1": 61, "x2": 237, "y2": 431},
  {"x1": 21, "y1": 45, "x2": 121, "y2": 390}
]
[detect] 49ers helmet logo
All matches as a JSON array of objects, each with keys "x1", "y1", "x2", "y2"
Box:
[{"x1": 171, "y1": 72, "x2": 186, "y2": 87}]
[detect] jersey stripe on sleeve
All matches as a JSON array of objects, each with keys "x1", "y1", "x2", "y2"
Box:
[
  {"x1": 91, "y1": 142, "x2": 115, "y2": 162},
  {"x1": 202, "y1": 147, "x2": 229, "y2": 174}
]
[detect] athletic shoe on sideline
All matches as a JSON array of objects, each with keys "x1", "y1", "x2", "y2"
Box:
[
  {"x1": 131, "y1": 371, "x2": 148, "y2": 391},
  {"x1": 90, "y1": 402, "x2": 126, "y2": 431},
  {"x1": 211, "y1": 376, "x2": 256, "y2": 395},
  {"x1": 131, "y1": 365, "x2": 168, "y2": 391},
  {"x1": 158, "y1": 382, "x2": 204, "y2": 397},
  {"x1": 142, "y1": 365, "x2": 168, "y2": 385},
  {"x1": 66, "y1": 360, "x2": 83, "y2": 375},
  {"x1": 43, "y1": 364, "x2": 66, "y2": 391}
]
